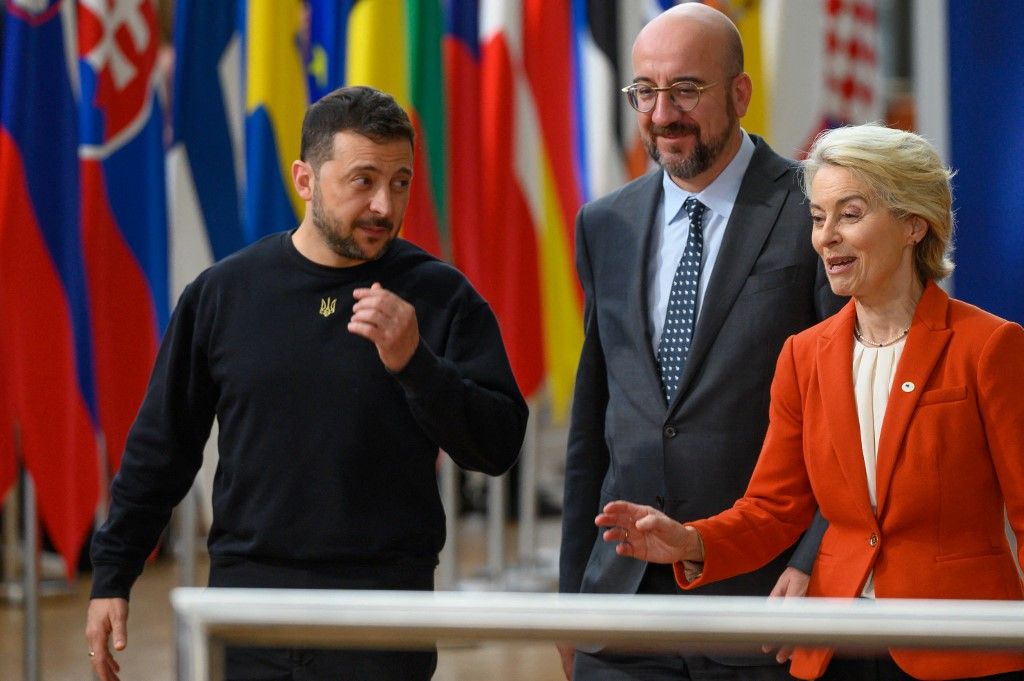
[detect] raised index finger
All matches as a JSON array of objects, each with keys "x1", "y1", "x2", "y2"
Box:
[
  {"x1": 601, "y1": 500, "x2": 642, "y2": 516},
  {"x1": 352, "y1": 281, "x2": 388, "y2": 299}
]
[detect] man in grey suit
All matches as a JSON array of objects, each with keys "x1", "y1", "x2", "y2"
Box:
[{"x1": 558, "y1": 5, "x2": 843, "y2": 680}]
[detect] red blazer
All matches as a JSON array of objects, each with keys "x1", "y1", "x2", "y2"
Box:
[{"x1": 680, "y1": 281, "x2": 1024, "y2": 680}]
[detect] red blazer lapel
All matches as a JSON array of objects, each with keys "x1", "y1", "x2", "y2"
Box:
[
  {"x1": 817, "y1": 302, "x2": 877, "y2": 526},
  {"x1": 875, "y1": 282, "x2": 953, "y2": 517}
]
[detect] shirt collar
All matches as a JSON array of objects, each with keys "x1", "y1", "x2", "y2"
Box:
[{"x1": 662, "y1": 130, "x2": 756, "y2": 224}]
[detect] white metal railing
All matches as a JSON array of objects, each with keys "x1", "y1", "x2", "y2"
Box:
[{"x1": 171, "y1": 588, "x2": 1024, "y2": 681}]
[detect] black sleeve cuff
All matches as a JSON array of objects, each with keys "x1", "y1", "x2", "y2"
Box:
[
  {"x1": 88, "y1": 564, "x2": 138, "y2": 600},
  {"x1": 389, "y1": 339, "x2": 443, "y2": 396}
]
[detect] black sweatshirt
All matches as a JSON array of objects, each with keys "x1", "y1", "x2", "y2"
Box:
[{"x1": 90, "y1": 233, "x2": 528, "y2": 598}]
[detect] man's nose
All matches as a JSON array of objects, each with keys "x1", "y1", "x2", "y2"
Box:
[
  {"x1": 649, "y1": 90, "x2": 683, "y2": 127},
  {"x1": 369, "y1": 186, "x2": 393, "y2": 216}
]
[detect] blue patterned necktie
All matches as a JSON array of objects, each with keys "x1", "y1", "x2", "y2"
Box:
[{"x1": 657, "y1": 197, "x2": 706, "y2": 403}]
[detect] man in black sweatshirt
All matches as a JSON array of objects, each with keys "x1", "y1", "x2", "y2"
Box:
[{"x1": 85, "y1": 86, "x2": 528, "y2": 681}]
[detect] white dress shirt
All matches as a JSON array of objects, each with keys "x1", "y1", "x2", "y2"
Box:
[
  {"x1": 648, "y1": 131, "x2": 756, "y2": 352},
  {"x1": 852, "y1": 337, "x2": 907, "y2": 598}
]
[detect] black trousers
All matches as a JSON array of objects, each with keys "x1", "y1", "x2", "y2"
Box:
[
  {"x1": 208, "y1": 557, "x2": 437, "y2": 681},
  {"x1": 224, "y1": 645, "x2": 436, "y2": 681},
  {"x1": 573, "y1": 649, "x2": 793, "y2": 681},
  {"x1": 573, "y1": 564, "x2": 792, "y2": 681}
]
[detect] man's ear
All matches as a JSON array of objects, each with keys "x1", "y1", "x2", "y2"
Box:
[
  {"x1": 732, "y1": 72, "x2": 752, "y2": 119},
  {"x1": 292, "y1": 160, "x2": 314, "y2": 201}
]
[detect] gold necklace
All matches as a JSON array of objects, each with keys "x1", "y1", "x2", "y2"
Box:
[{"x1": 854, "y1": 324, "x2": 910, "y2": 348}]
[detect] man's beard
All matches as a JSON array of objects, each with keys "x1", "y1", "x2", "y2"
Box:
[
  {"x1": 643, "y1": 107, "x2": 738, "y2": 180},
  {"x1": 311, "y1": 184, "x2": 394, "y2": 262}
]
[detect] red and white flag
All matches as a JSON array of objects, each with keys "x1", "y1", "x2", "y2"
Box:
[{"x1": 765, "y1": 0, "x2": 883, "y2": 158}]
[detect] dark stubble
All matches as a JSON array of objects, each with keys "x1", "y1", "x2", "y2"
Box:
[
  {"x1": 311, "y1": 181, "x2": 395, "y2": 262},
  {"x1": 643, "y1": 97, "x2": 739, "y2": 180}
]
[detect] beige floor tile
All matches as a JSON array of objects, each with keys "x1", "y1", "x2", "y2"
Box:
[{"x1": 1, "y1": 519, "x2": 567, "y2": 680}]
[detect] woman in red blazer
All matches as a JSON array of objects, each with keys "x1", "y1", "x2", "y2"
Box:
[{"x1": 597, "y1": 124, "x2": 1024, "y2": 681}]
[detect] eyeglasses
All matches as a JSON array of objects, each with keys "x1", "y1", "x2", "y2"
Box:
[{"x1": 620, "y1": 80, "x2": 720, "y2": 114}]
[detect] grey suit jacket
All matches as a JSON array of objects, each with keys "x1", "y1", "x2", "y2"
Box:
[{"x1": 560, "y1": 135, "x2": 842, "y2": 605}]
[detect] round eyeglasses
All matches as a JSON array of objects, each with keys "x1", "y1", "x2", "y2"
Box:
[{"x1": 620, "y1": 80, "x2": 720, "y2": 114}]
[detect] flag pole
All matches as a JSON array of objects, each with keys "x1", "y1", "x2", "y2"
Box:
[
  {"x1": 94, "y1": 432, "x2": 109, "y2": 528},
  {"x1": 173, "y1": 483, "x2": 202, "y2": 681},
  {"x1": 485, "y1": 468, "x2": 507, "y2": 586},
  {"x1": 516, "y1": 400, "x2": 538, "y2": 565},
  {"x1": 2, "y1": 479, "x2": 18, "y2": 599},
  {"x1": 22, "y1": 465, "x2": 41, "y2": 681},
  {"x1": 436, "y1": 452, "x2": 459, "y2": 590},
  {"x1": 504, "y1": 394, "x2": 557, "y2": 592},
  {"x1": 174, "y1": 484, "x2": 200, "y2": 588}
]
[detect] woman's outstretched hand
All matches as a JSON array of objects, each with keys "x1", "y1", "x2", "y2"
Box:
[{"x1": 595, "y1": 501, "x2": 705, "y2": 565}]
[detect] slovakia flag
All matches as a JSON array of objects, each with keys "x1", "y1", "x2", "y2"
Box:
[
  {"x1": 77, "y1": 0, "x2": 167, "y2": 475},
  {"x1": 0, "y1": 0, "x2": 166, "y2": 578}
]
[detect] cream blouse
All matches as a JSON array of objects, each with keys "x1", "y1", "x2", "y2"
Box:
[{"x1": 852, "y1": 336, "x2": 907, "y2": 598}]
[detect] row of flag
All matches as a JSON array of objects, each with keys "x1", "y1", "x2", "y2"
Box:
[
  {"x1": 6, "y1": 0, "x2": 1017, "y2": 582},
  {"x1": 1, "y1": 0, "x2": 166, "y2": 577}
]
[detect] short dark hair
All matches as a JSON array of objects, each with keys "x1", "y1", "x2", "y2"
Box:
[{"x1": 300, "y1": 86, "x2": 415, "y2": 171}]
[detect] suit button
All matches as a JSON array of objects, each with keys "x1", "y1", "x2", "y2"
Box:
[
  {"x1": 869, "y1": 533, "x2": 878, "y2": 547},
  {"x1": 664, "y1": 426, "x2": 677, "y2": 438}
]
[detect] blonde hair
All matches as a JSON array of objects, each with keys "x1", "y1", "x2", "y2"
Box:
[{"x1": 802, "y1": 124, "x2": 955, "y2": 281}]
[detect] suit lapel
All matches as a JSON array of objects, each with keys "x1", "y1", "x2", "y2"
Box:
[
  {"x1": 874, "y1": 283, "x2": 952, "y2": 517},
  {"x1": 669, "y1": 138, "x2": 787, "y2": 412},
  {"x1": 817, "y1": 304, "x2": 878, "y2": 526},
  {"x1": 623, "y1": 173, "x2": 669, "y2": 405}
]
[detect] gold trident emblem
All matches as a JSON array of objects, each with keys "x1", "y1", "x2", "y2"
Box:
[{"x1": 319, "y1": 297, "x2": 337, "y2": 318}]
